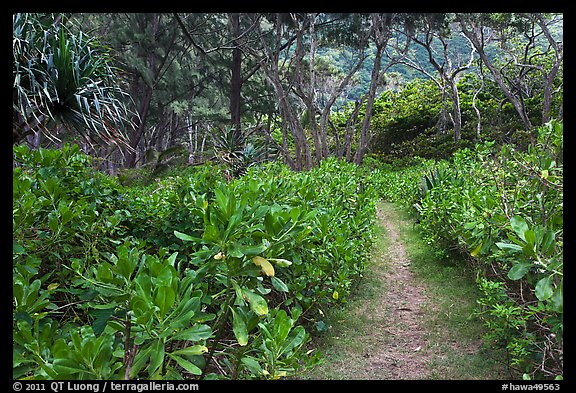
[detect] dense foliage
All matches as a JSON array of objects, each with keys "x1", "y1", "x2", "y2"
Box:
[
  {"x1": 13, "y1": 146, "x2": 377, "y2": 379},
  {"x1": 371, "y1": 121, "x2": 563, "y2": 379},
  {"x1": 12, "y1": 13, "x2": 135, "y2": 147},
  {"x1": 12, "y1": 121, "x2": 563, "y2": 380},
  {"x1": 13, "y1": 11, "x2": 563, "y2": 382}
]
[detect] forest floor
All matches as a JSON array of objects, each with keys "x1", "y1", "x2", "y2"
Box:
[{"x1": 299, "y1": 201, "x2": 511, "y2": 380}]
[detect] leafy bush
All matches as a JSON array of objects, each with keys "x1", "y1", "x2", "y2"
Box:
[
  {"x1": 410, "y1": 121, "x2": 563, "y2": 379},
  {"x1": 13, "y1": 146, "x2": 378, "y2": 380}
]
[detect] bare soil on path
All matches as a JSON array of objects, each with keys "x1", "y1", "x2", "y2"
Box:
[
  {"x1": 366, "y1": 203, "x2": 433, "y2": 379},
  {"x1": 302, "y1": 202, "x2": 434, "y2": 379},
  {"x1": 300, "y1": 202, "x2": 509, "y2": 380}
]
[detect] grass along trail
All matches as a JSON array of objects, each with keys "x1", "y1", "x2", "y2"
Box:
[{"x1": 300, "y1": 201, "x2": 510, "y2": 380}]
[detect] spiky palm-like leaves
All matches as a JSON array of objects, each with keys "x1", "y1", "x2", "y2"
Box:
[
  {"x1": 13, "y1": 13, "x2": 136, "y2": 149},
  {"x1": 211, "y1": 126, "x2": 276, "y2": 178},
  {"x1": 211, "y1": 126, "x2": 246, "y2": 168}
]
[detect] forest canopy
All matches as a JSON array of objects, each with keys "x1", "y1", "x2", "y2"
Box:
[{"x1": 13, "y1": 12, "x2": 563, "y2": 173}]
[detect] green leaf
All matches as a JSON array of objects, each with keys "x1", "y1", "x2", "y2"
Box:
[
  {"x1": 510, "y1": 216, "x2": 529, "y2": 242},
  {"x1": 116, "y1": 246, "x2": 139, "y2": 281},
  {"x1": 242, "y1": 288, "x2": 269, "y2": 316},
  {"x1": 271, "y1": 276, "x2": 289, "y2": 292},
  {"x1": 496, "y1": 242, "x2": 523, "y2": 253},
  {"x1": 130, "y1": 345, "x2": 153, "y2": 378},
  {"x1": 522, "y1": 241, "x2": 537, "y2": 258},
  {"x1": 147, "y1": 339, "x2": 165, "y2": 377},
  {"x1": 507, "y1": 262, "x2": 532, "y2": 280},
  {"x1": 241, "y1": 357, "x2": 263, "y2": 375},
  {"x1": 280, "y1": 325, "x2": 306, "y2": 356},
  {"x1": 273, "y1": 309, "x2": 292, "y2": 343},
  {"x1": 90, "y1": 306, "x2": 116, "y2": 336},
  {"x1": 167, "y1": 252, "x2": 178, "y2": 267},
  {"x1": 171, "y1": 324, "x2": 212, "y2": 342},
  {"x1": 13, "y1": 242, "x2": 25, "y2": 254},
  {"x1": 230, "y1": 307, "x2": 249, "y2": 346},
  {"x1": 551, "y1": 281, "x2": 563, "y2": 313},
  {"x1": 174, "y1": 230, "x2": 202, "y2": 243},
  {"x1": 155, "y1": 286, "x2": 176, "y2": 318},
  {"x1": 202, "y1": 224, "x2": 220, "y2": 244},
  {"x1": 535, "y1": 275, "x2": 554, "y2": 301},
  {"x1": 290, "y1": 207, "x2": 301, "y2": 223},
  {"x1": 268, "y1": 258, "x2": 293, "y2": 267},
  {"x1": 214, "y1": 186, "x2": 230, "y2": 219},
  {"x1": 239, "y1": 243, "x2": 268, "y2": 257},
  {"x1": 52, "y1": 358, "x2": 87, "y2": 376},
  {"x1": 230, "y1": 279, "x2": 246, "y2": 307},
  {"x1": 168, "y1": 354, "x2": 202, "y2": 375},
  {"x1": 170, "y1": 345, "x2": 208, "y2": 356},
  {"x1": 524, "y1": 230, "x2": 536, "y2": 246},
  {"x1": 541, "y1": 230, "x2": 556, "y2": 255}
]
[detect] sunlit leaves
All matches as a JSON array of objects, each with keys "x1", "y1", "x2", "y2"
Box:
[
  {"x1": 252, "y1": 256, "x2": 275, "y2": 277},
  {"x1": 13, "y1": 146, "x2": 383, "y2": 380},
  {"x1": 242, "y1": 288, "x2": 269, "y2": 316}
]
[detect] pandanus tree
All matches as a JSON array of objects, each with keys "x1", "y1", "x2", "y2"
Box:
[{"x1": 13, "y1": 13, "x2": 137, "y2": 150}]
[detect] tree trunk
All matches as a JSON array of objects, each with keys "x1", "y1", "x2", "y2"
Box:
[
  {"x1": 354, "y1": 40, "x2": 384, "y2": 165},
  {"x1": 125, "y1": 83, "x2": 153, "y2": 168},
  {"x1": 449, "y1": 80, "x2": 462, "y2": 142},
  {"x1": 259, "y1": 53, "x2": 312, "y2": 171},
  {"x1": 229, "y1": 13, "x2": 242, "y2": 133},
  {"x1": 472, "y1": 69, "x2": 485, "y2": 138},
  {"x1": 343, "y1": 98, "x2": 363, "y2": 162},
  {"x1": 458, "y1": 16, "x2": 533, "y2": 131},
  {"x1": 532, "y1": 13, "x2": 563, "y2": 125}
]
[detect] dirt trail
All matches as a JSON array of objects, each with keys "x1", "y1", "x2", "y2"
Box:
[
  {"x1": 369, "y1": 202, "x2": 432, "y2": 379},
  {"x1": 302, "y1": 202, "x2": 433, "y2": 380}
]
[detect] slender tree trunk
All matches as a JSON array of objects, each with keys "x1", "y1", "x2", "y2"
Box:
[
  {"x1": 125, "y1": 84, "x2": 153, "y2": 168},
  {"x1": 344, "y1": 98, "x2": 363, "y2": 162},
  {"x1": 124, "y1": 14, "x2": 161, "y2": 168},
  {"x1": 472, "y1": 67, "x2": 485, "y2": 138},
  {"x1": 229, "y1": 13, "x2": 242, "y2": 133},
  {"x1": 449, "y1": 79, "x2": 462, "y2": 142},
  {"x1": 260, "y1": 57, "x2": 312, "y2": 171},
  {"x1": 187, "y1": 122, "x2": 198, "y2": 164},
  {"x1": 354, "y1": 41, "x2": 384, "y2": 165},
  {"x1": 458, "y1": 16, "x2": 533, "y2": 131}
]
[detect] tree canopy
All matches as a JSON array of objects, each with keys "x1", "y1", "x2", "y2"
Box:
[{"x1": 13, "y1": 12, "x2": 563, "y2": 171}]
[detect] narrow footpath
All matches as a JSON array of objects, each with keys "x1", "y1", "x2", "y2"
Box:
[
  {"x1": 368, "y1": 202, "x2": 432, "y2": 379},
  {"x1": 300, "y1": 202, "x2": 509, "y2": 380}
]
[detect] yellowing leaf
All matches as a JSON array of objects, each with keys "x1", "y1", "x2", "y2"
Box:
[
  {"x1": 470, "y1": 242, "x2": 482, "y2": 257},
  {"x1": 47, "y1": 283, "x2": 59, "y2": 291},
  {"x1": 332, "y1": 291, "x2": 339, "y2": 300},
  {"x1": 252, "y1": 256, "x2": 275, "y2": 277},
  {"x1": 242, "y1": 289, "x2": 269, "y2": 316},
  {"x1": 214, "y1": 252, "x2": 225, "y2": 260}
]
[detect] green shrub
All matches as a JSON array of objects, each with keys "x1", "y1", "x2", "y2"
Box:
[
  {"x1": 410, "y1": 121, "x2": 563, "y2": 378},
  {"x1": 13, "y1": 145, "x2": 379, "y2": 380}
]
